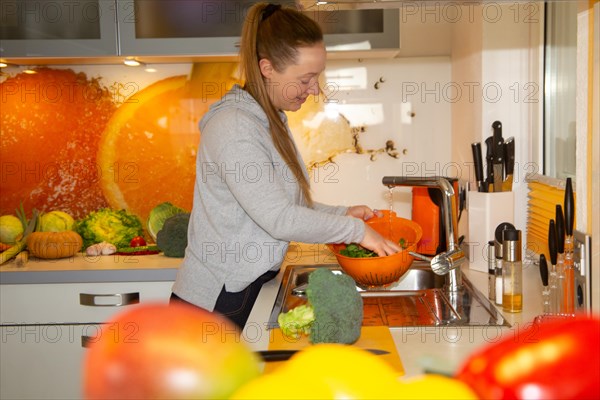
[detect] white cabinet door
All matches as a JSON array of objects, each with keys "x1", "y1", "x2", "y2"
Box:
[
  {"x1": 1, "y1": 324, "x2": 99, "y2": 399},
  {"x1": 0, "y1": 280, "x2": 174, "y2": 399}
]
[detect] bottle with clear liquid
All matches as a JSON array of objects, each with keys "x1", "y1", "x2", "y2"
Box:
[
  {"x1": 494, "y1": 241, "x2": 503, "y2": 306},
  {"x1": 488, "y1": 241, "x2": 496, "y2": 302},
  {"x1": 502, "y1": 229, "x2": 522, "y2": 313}
]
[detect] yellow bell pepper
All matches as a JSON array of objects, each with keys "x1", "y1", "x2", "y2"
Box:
[{"x1": 231, "y1": 344, "x2": 477, "y2": 400}]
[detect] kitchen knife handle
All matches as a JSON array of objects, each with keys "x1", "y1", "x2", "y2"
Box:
[
  {"x1": 491, "y1": 120, "x2": 504, "y2": 164},
  {"x1": 504, "y1": 137, "x2": 515, "y2": 175},
  {"x1": 548, "y1": 219, "x2": 557, "y2": 266},
  {"x1": 539, "y1": 254, "x2": 549, "y2": 286},
  {"x1": 485, "y1": 136, "x2": 494, "y2": 186},
  {"x1": 564, "y1": 178, "x2": 574, "y2": 236},
  {"x1": 471, "y1": 142, "x2": 486, "y2": 191},
  {"x1": 555, "y1": 205, "x2": 565, "y2": 254},
  {"x1": 257, "y1": 350, "x2": 297, "y2": 362},
  {"x1": 471, "y1": 142, "x2": 483, "y2": 181}
]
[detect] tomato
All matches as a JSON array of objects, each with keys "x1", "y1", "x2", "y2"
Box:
[
  {"x1": 129, "y1": 235, "x2": 147, "y2": 247},
  {"x1": 83, "y1": 302, "x2": 261, "y2": 399},
  {"x1": 456, "y1": 315, "x2": 600, "y2": 399}
]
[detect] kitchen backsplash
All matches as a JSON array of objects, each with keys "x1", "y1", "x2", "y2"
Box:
[{"x1": 0, "y1": 57, "x2": 452, "y2": 222}]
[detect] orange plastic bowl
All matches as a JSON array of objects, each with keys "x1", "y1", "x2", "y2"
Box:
[{"x1": 328, "y1": 210, "x2": 423, "y2": 288}]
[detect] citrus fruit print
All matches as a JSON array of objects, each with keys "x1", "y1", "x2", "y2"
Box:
[
  {"x1": 286, "y1": 92, "x2": 354, "y2": 169},
  {"x1": 0, "y1": 68, "x2": 116, "y2": 218},
  {"x1": 0, "y1": 62, "x2": 355, "y2": 223},
  {"x1": 98, "y1": 63, "x2": 241, "y2": 223}
]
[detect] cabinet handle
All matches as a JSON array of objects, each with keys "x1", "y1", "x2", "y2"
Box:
[
  {"x1": 79, "y1": 292, "x2": 140, "y2": 307},
  {"x1": 81, "y1": 335, "x2": 94, "y2": 348}
]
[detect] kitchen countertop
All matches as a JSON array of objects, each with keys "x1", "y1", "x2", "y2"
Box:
[
  {"x1": 1, "y1": 242, "x2": 545, "y2": 377},
  {"x1": 244, "y1": 243, "x2": 545, "y2": 378},
  {"x1": 0, "y1": 253, "x2": 181, "y2": 284}
]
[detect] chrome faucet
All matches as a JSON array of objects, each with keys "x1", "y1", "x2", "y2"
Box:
[{"x1": 382, "y1": 176, "x2": 465, "y2": 292}]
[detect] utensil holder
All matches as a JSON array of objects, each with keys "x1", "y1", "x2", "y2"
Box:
[{"x1": 466, "y1": 191, "x2": 515, "y2": 272}]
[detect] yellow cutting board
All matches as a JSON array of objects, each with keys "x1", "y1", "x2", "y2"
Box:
[{"x1": 263, "y1": 326, "x2": 404, "y2": 375}]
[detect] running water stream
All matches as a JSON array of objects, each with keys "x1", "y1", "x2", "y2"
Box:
[{"x1": 386, "y1": 187, "x2": 395, "y2": 240}]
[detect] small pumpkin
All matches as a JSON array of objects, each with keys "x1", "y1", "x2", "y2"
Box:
[{"x1": 26, "y1": 231, "x2": 83, "y2": 259}]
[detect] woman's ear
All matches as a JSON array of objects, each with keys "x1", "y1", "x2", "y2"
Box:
[{"x1": 259, "y1": 58, "x2": 274, "y2": 79}]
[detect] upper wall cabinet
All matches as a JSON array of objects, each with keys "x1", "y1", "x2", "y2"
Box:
[
  {"x1": 116, "y1": 0, "x2": 245, "y2": 55},
  {"x1": 0, "y1": 0, "x2": 399, "y2": 58},
  {"x1": 0, "y1": 0, "x2": 119, "y2": 57},
  {"x1": 117, "y1": 0, "x2": 399, "y2": 56}
]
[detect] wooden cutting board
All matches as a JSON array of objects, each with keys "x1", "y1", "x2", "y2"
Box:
[{"x1": 263, "y1": 326, "x2": 404, "y2": 375}]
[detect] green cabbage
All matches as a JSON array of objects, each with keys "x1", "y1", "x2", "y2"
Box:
[
  {"x1": 0, "y1": 215, "x2": 24, "y2": 244},
  {"x1": 38, "y1": 211, "x2": 75, "y2": 232},
  {"x1": 147, "y1": 202, "x2": 188, "y2": 241},
  {"x1": 75, "y1": 208, "x2": 144, "y2": 249}
]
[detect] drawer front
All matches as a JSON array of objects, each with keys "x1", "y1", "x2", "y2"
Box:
[{"x1": 1, "y1": 281, "x2": 174, "y2": 325}]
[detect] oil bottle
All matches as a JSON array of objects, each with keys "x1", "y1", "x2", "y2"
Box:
[{"x1": 502, "y1": 229, "x2": 522, "y2": 313}]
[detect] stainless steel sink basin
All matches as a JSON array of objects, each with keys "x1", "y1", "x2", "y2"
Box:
[
  {"x1": 290, "y1": 265, "x2": 444, "y2": 295},
  {"x1": 268, "y1": 263, "x2": 509, "y2": 328},
  {"x1": 385, "y1": 266, "x2": 445, "y2": 291}
]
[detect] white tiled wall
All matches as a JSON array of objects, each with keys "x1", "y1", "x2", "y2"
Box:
[{"x1": 310, "y1": 57, "x2": 452, "y2": 219}]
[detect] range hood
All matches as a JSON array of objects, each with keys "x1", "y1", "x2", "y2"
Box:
[
  {"x1": 298, "y1": 0, "x2": 411, "y2": 10},
  {"x1": 286, "y1": 1, "x2": 402, "y2": 56}
]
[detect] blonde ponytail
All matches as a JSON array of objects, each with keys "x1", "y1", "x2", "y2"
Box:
[{"x1": 239, "y1": 3, "x2": 323, "y2": 207}]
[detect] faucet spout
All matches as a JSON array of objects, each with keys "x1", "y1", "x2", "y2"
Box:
[{"x1": 383, "y1": 176, "x2": 465, "y2": 291}]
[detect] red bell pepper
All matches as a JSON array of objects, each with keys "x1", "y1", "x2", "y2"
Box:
[{"x1": 455, "y1": 315, "x2": 600, "y2": 399}]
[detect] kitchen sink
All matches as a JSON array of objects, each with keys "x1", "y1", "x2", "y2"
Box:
[
  {"x1": 268, "y1": 263, "x2": 509, "y2": 328},
  {"x1": 289, "y1": 266, "x2": 444, "y2": 295},
  {"x1": 382, "y1": 266, "x2": 446, "y2": 291}
]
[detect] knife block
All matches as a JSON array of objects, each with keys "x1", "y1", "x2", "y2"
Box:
[{"x1": 466, "y1": 191, "x2": 514, "y2": 272}]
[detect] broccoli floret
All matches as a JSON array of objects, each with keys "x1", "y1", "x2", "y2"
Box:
[
  {"x1": 277, "y1": 305, "x2": 315, "y2": 339},
  {"x1": 156, "y1": 213, "x2": 190, "y2": 257},
  {"x1": 307, "y1": 268, "x2": 363, "y2": 344},
  {"x1": 277, "y1": 268, "x2": 363, "y2": 344}
]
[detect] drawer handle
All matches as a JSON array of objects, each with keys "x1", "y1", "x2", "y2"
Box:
[
  {"x1": 79, "y1": 292, "x2": 140, "y2": 307},
  {"x1": 81, "y1": 335, "x2": 94, "y2": 348}
]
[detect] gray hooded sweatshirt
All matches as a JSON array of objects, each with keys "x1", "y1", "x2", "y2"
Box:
[{"x1": 172, "y1": 85, "x2": 365, "y2": 311}]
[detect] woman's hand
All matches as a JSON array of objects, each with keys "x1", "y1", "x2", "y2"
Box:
[
  {"x1": 346, "y1": 205, "x2": 383, "y2": 221},
  {"x1": 359, "y1": 225, "x2": 402, "y2": 257},
  {"x1": 347, "y1": 205, "x2": 398, "y2": 257}
]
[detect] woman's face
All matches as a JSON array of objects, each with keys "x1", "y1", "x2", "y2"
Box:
[{"x1": 260, "y1": 42, "x2": 326, "y2": 112}]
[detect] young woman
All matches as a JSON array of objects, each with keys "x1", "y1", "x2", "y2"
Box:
[{"x1": 171, "y1": 3, "x2": 401, "y2": 328}]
